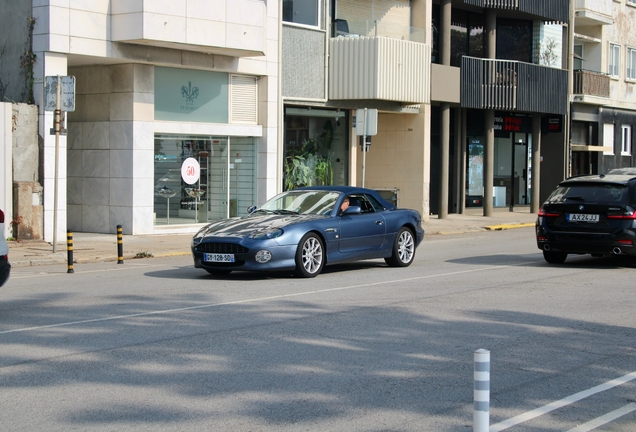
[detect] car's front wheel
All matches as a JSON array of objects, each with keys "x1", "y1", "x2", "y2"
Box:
[
  {"x1": 543, "y1": 250, "x2": 567, "y2": 264},
  {"x1": 294, "y1": 233, "x2": 325, "y2": 278},
  {"x1": 385, "y1": 227, "x2": 415, "y2": 267}
]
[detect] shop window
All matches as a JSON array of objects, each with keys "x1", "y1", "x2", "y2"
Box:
[
  {"x1": 283, "y1": 109, "x2": 348, "y2": 190},
  {"x1": 283, "y1": 0, "x2": 320, "y2": 27},
  {"x1": 154, "y1": 135, "x2": 256, "y2": 226}
]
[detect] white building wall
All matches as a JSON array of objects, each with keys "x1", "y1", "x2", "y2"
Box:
[
  {"x1": 604, "y1": 1, "x2": 636, "y2": 110},
  {"x1": 0, "y1": 103, "x2": 12, "y2": 240},
  {"x1": 29, "y1": 0, "x2": 279, "y2": 237}
]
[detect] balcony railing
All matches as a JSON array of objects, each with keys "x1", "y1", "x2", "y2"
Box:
[
  {"x1": 463, "y1": 0, "x2": 570, "y2": 23},
  {"x1": 461, "y1": 57, "x2": 567, "y2": 115},
  {"x1": 573, "y1": 70, "x2": 610, "y2": 98}
]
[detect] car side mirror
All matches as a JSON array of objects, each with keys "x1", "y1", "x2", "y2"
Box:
[
  {"x1": 247, "y1": 205, "x2": 257, "y2": 214},
  {"x1": 343, "y1": 206, "x2": 361, "y2": 215}
]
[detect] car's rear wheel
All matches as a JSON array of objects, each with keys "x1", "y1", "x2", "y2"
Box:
[
  {"x1": 543, "y1": 250, "x2": 567, "y2": 264},
  {"x1": 294, "y1": 233, "x2": 325, "y2": 278},
  {"x1": 385, "y1": 227, "x2": 415, "y2": 267}
]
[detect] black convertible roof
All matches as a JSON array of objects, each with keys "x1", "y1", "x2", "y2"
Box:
[{"x1": 294, "y1": 186, "x2": 396, "y2": 209}]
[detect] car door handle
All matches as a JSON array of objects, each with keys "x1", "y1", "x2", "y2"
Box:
[
  {"x1": 325, "y1": 228, "x2": 337, "y2": 232},
  {"x1": 375, "y1": 221, "x2": 384, "y2": 225}
]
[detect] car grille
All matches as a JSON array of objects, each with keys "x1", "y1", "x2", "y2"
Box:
[{"x1": 196, "y1": 242, "x2": 249, "y2": 254}]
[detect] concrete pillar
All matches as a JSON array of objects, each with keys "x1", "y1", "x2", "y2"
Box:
[
  {"x1": 437, "y1": 0, "x2": 452, "y2": 219},
  {"x1": 454, "y1": 108, "x2": 466, "y2": 214},
  {"x1": 439, "y1": 103, "x2": 450, "y2": 218},
  {"x1": 531, "y1": 114, "x2": 542, "y2": 213},
  {"x1": 441, "y1": 0, "x2": 451, "y2": 65},
  {"x1": 483, "y1": 9, "x2": 497, "y2": 217},
  {"x1": 484, "y1": 110, "x2": 494, "y2": 217}
]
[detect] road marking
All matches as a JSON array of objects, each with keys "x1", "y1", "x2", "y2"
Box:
[
  {"x1": 491, "y1": 371, "x2": 636, "y2": 431},
  {"x1": 566, "y1": 403, "x2": 636, "y2": 432},
  {"x1": 0, "y1": 261, "x2": 535, "y2": 335}
]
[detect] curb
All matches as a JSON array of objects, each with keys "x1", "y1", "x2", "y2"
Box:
[{"x1": 483, "y1": 222, "x2": 535, "y2": 231}]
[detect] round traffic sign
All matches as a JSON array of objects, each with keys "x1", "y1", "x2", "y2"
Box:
[{"x1": 181, "y1": 157, "x2": 200, "y2": 185}]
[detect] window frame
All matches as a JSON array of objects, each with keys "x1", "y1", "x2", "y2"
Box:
[
  {"x1": 609, "y1": 43, "x2": 620, "y2": 77},
  {"x1": 628, "y1": 47, "x2": 636, "y2": 80},
  {"x1": 622, "y1": 125, "x2": 632, "y2": 156},
  {"x1": 282, "y1": 0, "x2": 321, "y2": 28}
]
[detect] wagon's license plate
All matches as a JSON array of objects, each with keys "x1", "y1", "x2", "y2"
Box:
[
  {"x1": 203, "y1": 253, "x2": 235, "y2": 262},
  {"x1": 567, "y1": 213, "x2": 599, "y2": 223}
]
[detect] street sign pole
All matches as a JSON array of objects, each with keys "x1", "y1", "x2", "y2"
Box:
[
  {"x1": 53, "y1": 75, "x2": 61, "y2": 253},
  {"x1": 362, "y1": 108, "x2": 367, "y2": 188}
]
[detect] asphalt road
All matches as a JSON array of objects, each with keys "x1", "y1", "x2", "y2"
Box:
[{"x1": 1, "y1": 228, "x2": 636, "y2": 431}]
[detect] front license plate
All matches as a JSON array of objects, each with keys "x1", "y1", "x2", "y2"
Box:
[
  {"x1": 204, "y1": 253, "x2": 235, "y2": 263},
  {"x1": 567, "y1": 213, "x2": 599, "y2": 223}
]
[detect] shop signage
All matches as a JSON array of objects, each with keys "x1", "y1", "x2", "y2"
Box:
[
  {"x1": 542, "y1": 115, "x2": 563, "y2": 133},
  {"x1": 494, "y1": 115, "x2": 532, "y2": 133},
  {"x1": 181, "y1": 157, "x2": 200, "y2": 185},
  {"x1": 155, "y1": 67, "x2": 228, "y2": 123}
]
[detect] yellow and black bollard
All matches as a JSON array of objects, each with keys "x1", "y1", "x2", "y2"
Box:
[
  {"x1": 67, "y1": 230, "x2": 74, "y2": 273},
  {"x1": 117, "y1": 224, "x2": 124, "y2": 264}
]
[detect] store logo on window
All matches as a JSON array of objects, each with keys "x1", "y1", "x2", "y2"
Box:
[{"x1": 181, "y1": 81, "x2": 199, "y2": 111}]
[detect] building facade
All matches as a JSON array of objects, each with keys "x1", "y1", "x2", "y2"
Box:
[
  {"x1": 571, "y1": 0, "x2": 636, "y2": 176},
  {"x1": 281, "y1": 0, "x2": 433, "y2": 219},
  {"x1": 429, "y1": 0, "x2": 570, "y2": 217},
  {"x1": 0, "y1": 0, "x2": 280, "y2": 240}
]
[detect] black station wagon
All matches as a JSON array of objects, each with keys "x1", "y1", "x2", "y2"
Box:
[{"x1": 536, "y1": 173, "x2": 636, "y2": 264}]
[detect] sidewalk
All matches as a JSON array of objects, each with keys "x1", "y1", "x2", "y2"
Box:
[{"x1": 7, "y1": 207, "x2": 536, "y2": 268}]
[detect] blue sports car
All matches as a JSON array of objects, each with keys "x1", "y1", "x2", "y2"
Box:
[{"x1": 191, "y1": 186, "x2": 424, "y2": 278}]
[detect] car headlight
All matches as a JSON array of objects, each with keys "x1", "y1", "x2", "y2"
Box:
[{"x1": 249, "y1": 228, "x2": 284, "y2": 240}]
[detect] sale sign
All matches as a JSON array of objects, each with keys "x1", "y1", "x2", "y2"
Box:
[{"x1": 181, "y1": 157, "x2": 200, "y2": 185}]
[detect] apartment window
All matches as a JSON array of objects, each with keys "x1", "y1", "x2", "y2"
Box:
[
  {"x1": 609, "y1": 44, "x2": 620, "y2": 77},
  {"x1": 283, "y1": 0, "x2": 319, "y2": 27},
  {"x1": 622, "y1": 125, "x2": 632, "y2": 156},
  {"x1": 628, "y1": 48, "x2": 636, "y2": 80}
]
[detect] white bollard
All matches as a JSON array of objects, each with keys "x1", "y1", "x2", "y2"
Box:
[{"x1": 474, "y1": 349, "x2": 490, "y2": 432}]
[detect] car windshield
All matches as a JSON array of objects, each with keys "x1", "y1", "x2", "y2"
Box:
[
  {"x1": 258, "y1": 191, "x2": 340, "y2": 215},
  {"x1": 546, "y1": 183, "x2": 628, "y2": 205}
]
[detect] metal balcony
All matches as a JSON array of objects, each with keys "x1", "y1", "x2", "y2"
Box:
[
  {"x1": 461, "y1": 57, "x2": 567, "y2": 115},
  {"x1": 463, "y1": 0, "x2": 570, "y2": 23},
  {"x1": 573, "y1": 70, "x2": 610, "y2": 98}
]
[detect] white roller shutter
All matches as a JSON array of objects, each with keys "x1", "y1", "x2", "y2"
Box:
[{"x1": 230, "y1": 74, "x2": 258, "y2": 124}]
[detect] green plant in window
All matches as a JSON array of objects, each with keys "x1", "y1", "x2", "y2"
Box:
[{"x1": 284, "y1": 138, "x2": 334, "y2": 190}]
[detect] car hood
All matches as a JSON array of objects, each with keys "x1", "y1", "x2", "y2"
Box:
[{"x1": 197, "y1": 213, "x2": 327, "y2": 239}]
